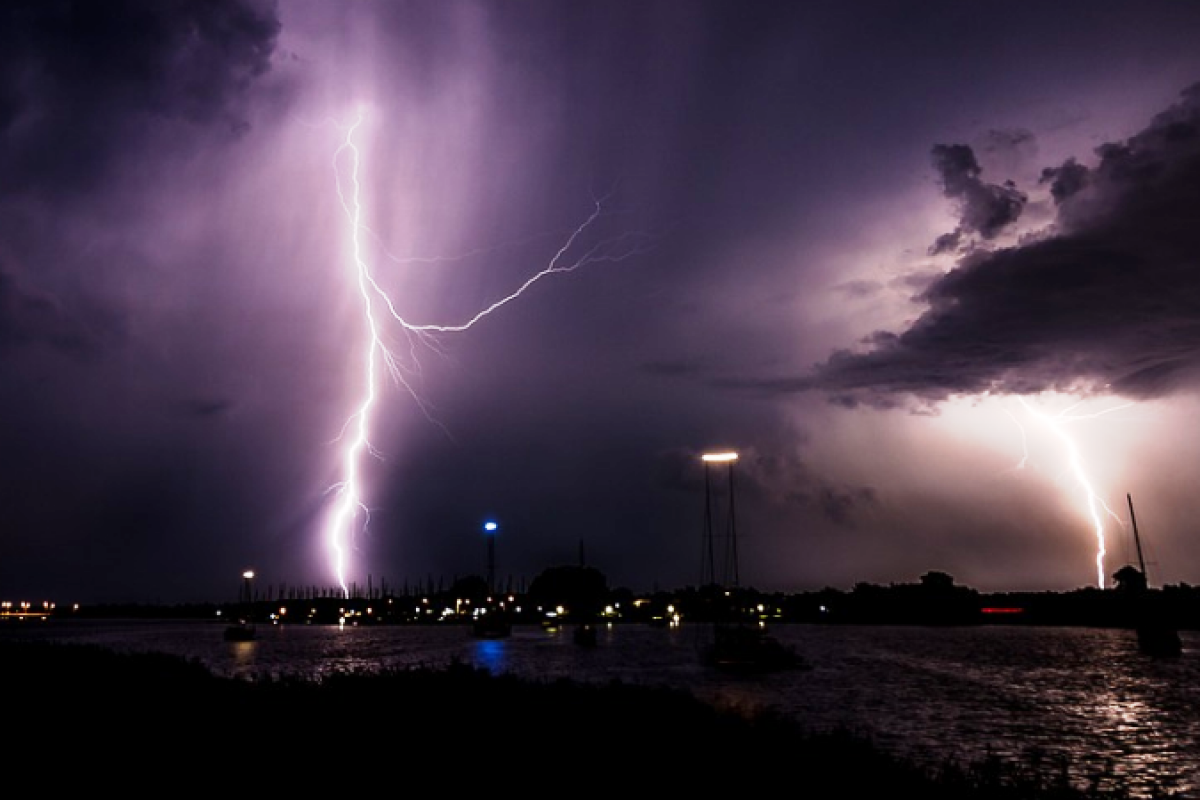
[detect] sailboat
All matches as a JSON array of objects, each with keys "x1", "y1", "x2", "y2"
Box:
[
  {"x1": 697, "y1": 452, "x2": 806, "y2": 674},
  {"x1": 223, "y1": 570, "x2": 257, "y2": 642},
  {"x1": 471, "y1": 606, "x2": 513, "y2": 639},
  {"x1": 572, "y1": 540, "x2": 600, "y2": 647},
  {"x1": 1124, "y1": 494, "x2": 1181, "y2": 658}
]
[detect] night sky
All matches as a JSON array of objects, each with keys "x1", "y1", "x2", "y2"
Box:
[{"x1": 4, "y1": 0, "x2": 1200, "y2": 604}]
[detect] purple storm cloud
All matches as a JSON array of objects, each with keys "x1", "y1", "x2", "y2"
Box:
[{"x1": 3, "y1": 0, "x2": 1200, "y2": 602}]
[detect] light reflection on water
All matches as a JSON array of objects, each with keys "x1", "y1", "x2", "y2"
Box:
[
  {"x1": 474, "y1": 638, "x2": 506, "y2": 673},
  {"x1": 5, "y1": 619, "x2": 1198, "y2": 798}
]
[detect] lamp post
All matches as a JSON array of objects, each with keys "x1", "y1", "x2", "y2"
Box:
[
  {"x1": 241, "y1": 570, "x2": 255, "y2": 607},
  {"x1": 483, "y1": 521, "x2": 498, "y2": 596},
  {"x1": 701, "y1": 452, "x2": 739, "y2": 588}
]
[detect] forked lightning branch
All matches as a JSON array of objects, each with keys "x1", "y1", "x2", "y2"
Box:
[{"x1": 322, "y1": 109, "x2": 651, "y2": 596}]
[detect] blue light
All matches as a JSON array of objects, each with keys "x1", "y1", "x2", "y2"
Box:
[
  {"x1": 484, "y1": 521, "x2": 498, "y2": 533},
  {"x1": 475, "y1": 639, "x2": 506, "y2": 672}
]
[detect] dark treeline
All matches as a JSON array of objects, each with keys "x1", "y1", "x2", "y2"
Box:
[{"x1": 42, "y1": 565, "x2": 1200, "y2": 631}]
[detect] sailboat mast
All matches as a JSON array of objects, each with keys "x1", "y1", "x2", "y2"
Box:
[{"x1": 1127, "y1": 493, "x2": 1148, "y2": 577}]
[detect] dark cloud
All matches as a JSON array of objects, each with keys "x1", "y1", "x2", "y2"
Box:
[
  {"x1": 928, "y1": 230, "x2": 963, "y2": 257},
  {"x1": 1039, "y1": 157, "x2": 1090, "y2": 204},
  {"x1": 928, "y1": 143, "x2": 1028, "y2": 253},
  {"x1": 791, "y1": 81, "x2": 1200, "y2": 407},
  {"x1": 6, "y1": 0, "x2": 1200, "y2": 602},
  {"x1": 0, "y1": 0, "x2": 282, "y2": 372},
  {"x1": 0, "y1": 0, "x2": 281, "y2": 196}
]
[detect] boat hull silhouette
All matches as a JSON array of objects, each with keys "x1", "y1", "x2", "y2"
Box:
[{"x1": 702, "y1": 623, "x2": 806, "y2": 673}]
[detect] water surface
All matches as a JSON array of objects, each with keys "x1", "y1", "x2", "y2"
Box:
[{"x1": 5, "y1": 619, "x2": 1197, "y2": 797}]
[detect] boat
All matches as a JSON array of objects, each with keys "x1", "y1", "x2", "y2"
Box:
[
  {"x1": 1137, "y1": 618, "x2": 1182, "y2": 658},
  {"x1": 1125, "y1": 494, "x2": 1182, "y2": 658},
  {"x1": 570, "y1": 541, "x2": 601, "y2": 647},
  {"x1": 223, "y1": 570, "x2": 257, "y2": 642},
  {"x1": 702, "y1": 620, "x2": 804, "y2": 673},
  {"x1": 696, "y1": 451, "x2": 807, "y2": 673}
]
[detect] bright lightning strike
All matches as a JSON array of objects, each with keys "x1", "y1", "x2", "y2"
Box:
[
  {"x1": 1014, "y1": 396, "x2": 1133, "y2": 588},
  {"x1": 322, "y1": 109, "x2": 652, "y2": 597},
  {"x1": 1002, "y1": 408, "x2": 1030, "y2": 472}
]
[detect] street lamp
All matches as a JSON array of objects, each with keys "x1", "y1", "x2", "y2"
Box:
[
  {"x1": 701, "y1": 451, "x2": 739, "y2": 588},
  {"x1": 483, "y1": 521, "x2": 498, "y2": 596},
  {"x1": 241, "y1": 570, "x2": 254, "y2": 605}
]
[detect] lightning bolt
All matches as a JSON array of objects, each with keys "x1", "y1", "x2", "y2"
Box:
[
  {"x1": 322, "y1": 108, "x2": 652, "y2": 597},
  {"x1": 1014, "y1": 396, "x2": 1133, "y2": 588},
  {"x1": 1002, "y1": 408, "x2": 1030, "y2": 472}
]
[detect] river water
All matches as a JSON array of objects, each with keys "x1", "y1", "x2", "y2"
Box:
[{"x1": 4, "y1": 619, "x2": 1199, "y2": 797}]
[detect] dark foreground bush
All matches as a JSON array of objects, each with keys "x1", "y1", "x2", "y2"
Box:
[{"x1": 0, "y1": 640, "x2": 1175, "y2": 798}]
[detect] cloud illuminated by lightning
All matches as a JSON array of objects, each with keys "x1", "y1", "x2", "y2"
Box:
[
  {"x1": 1013, "y1": 396, "x2": 1133, "y2": 588},
  {"x1": 322, "y1": 109, "x2": 652, "y2": 597}
]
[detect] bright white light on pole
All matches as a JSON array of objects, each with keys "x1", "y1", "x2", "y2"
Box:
[{"x1": 702, "y1": 452, "x2": 738, "y2": 462}]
